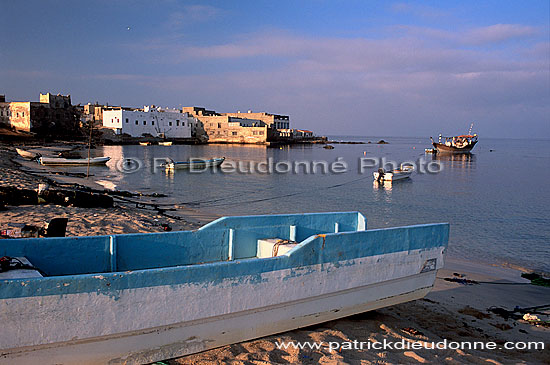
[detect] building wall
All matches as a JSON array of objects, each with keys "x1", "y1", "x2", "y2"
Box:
[
  {"x1": 0, "y1": 103, "x2": 11, "y2": 127},
  {"x1": 222, "y1": 111, "x2": 290, "y2": 130},
  {"x1": 197, "y1": 115, "x2": 270, "y2": 144},
  {"x1": 40, "y1": 93, "x2": 71, "y2": 108},
  {"x1": 8, "y1": 102, "x2": 32, "y2": 131},
  {"x1": 102, "y1": 108, "x2": 192, "y2": 139}
]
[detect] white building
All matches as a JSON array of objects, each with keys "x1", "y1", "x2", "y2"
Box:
[{"x1": 102, "y1": 106, "x2": 193, "y2": 138}]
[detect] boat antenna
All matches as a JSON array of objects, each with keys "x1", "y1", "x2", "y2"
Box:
[
  {"x1": 469, "y1": 122, "x2": 474, "y2": 135},
  {"x1": 86, "y1": 119, "x2": 93, "y2": 178}
]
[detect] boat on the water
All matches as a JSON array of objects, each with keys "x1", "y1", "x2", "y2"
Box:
[
  {"x1": 15, "y1": 148, "x2": 39, "y2": 160},
  {"x1": 158, "y1": 141, "x2": 173, "y2": 146},
  {"x1": 165, "y1": 157, "x2": 225, "y2": 170},
  {"x1": 373, "y1": 166, "x2": 414, "y2": 182},
  {"x1": 139, "y1": 142, "x2": 151, "y2": 146},
  {"x1": 0, "y1": 212, "x2": 448, "y2": 364},
  {"x1": 38, "y1": 156, "x2": 110, "y2": 166},
  {"x1": 431, "y1": 123, "x2": 478, "y2": 154}
]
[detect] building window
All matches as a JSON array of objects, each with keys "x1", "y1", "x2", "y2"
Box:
[
  {"x1": 232, "y1": 131, "x2": 237, "y2": 136},
  {"x1": 176, "y1": 120, "x2": 179, "y2": 126},
  {"x1": 135, "y1": 120, "x2": 138, "y2": 125},
  {"x1": 259, "y1": 131, "x2": 264, "y2": 135},
  {"x1": 143, "y1": 121, "x2": 147, "y2": 125},
  {"x1": 152, "y1": 121, "x2": 155, "y2": 125},
  {"x1": 217, "y1": 123, "x2": 221, "y2": 128},
  {"x1": 169, "y1": 122, "x2": 172, "y2": 126},
  {"x1": 125, "y1": 118, "x2": 129, "y2": 123}
]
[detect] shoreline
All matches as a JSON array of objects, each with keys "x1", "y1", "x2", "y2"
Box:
[{"x1": 1, "y1": 142, "x2": 548, "y2": 363}]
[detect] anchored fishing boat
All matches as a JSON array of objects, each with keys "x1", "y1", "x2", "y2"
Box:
[
  {"x1": 431, "y1": 123, "x2": 478, "y2": 154},
  {"x1": 165, "y1": 157, "x2": 225, "y2": 170},
  {"x1": 0, "y1": 212, "x2": 448, "y2": 364},
  {"x1": 158, "y1": 141, "x2": 173, "y2": 146},
  {"x1": 38, "y1": 156, "x2": 110, "y2": 166},
  {"x1": 373, "y1": 166, "x2": 414, "y2": 182}
]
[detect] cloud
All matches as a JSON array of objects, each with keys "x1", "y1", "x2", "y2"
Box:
[
  {"x1": 165, "y1": 5, "x2": 222, "y2": 29},
  {"x1": 394, "y1": 24, "x2": 541, "y2": 46},
  {"x1": 90, "y1": 21, "x2": 550, "y2": 137},
  {"x1": 463, "y1": 24, "x2": 540, "y2": 45}
]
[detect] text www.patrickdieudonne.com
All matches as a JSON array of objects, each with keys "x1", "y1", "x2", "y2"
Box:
[{"x1": 275, "y1": 339, "x2": 546, "y2": 352}]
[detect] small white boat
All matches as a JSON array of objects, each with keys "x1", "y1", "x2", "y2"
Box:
[
  {"x1": 165, "y1": 157, "x2": 225, "y2": 170},
  {"x1": 425, "y1": 148, "x2": 437, "y2": 154},
  {"x1": 15, "y1": 148, "x2": 39, "y2": 160},
  {"x1": 158, "y1": 141, "x2": 173, "y2": 146},
  {"x1": 0, "y1": 212, "x2": 448, "y2": 364},
  {"x1": 39, "y1": 156, "x2": 111, "y2": 166},
  {"x1": 139, "y1": 142, "x2": 151, "y2": 146},
  {"x1": 373, "y1": 166, "x2": 413, "y2": 182}
]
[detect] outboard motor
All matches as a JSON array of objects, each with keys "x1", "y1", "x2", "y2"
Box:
[{"x1": 377, "y1": 168, "x2": 385, "y2": 183}]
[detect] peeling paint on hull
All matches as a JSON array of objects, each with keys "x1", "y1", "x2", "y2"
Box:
[
  {"x1": 3, "y1": 273, "x2": 435, "y2": 365},
  {"x1": 0, "y1": 212, "x2": 449, "y2": 364}
]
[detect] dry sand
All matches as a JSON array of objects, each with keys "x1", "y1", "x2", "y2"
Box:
[{"x1": 1, "y1": 143, "x2": 548, "y2": 364}]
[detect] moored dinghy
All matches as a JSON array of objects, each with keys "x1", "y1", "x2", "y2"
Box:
[
  {"x1": 38, "y1": 156, "x2": 110, "y2": 166},
  {"x1": 165, "y1": 157, "x2": 225, "y2": 170},
  {"x1": 0, "y1": 212, "x2": 448, "y2": 364},
  {"x1": 373, "y1": 165, "x2": 414, "y2": 182}
]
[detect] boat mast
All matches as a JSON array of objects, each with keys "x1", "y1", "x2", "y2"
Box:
[
  {"x1": 468, "y1": 122, "x2": 474, "y2": 135},
  {"x1": 86, "y1": 120, "x2": 93, "y2": 178}
]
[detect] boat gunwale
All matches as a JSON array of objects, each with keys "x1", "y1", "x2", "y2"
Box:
[{"x1": 0, "y1": 222, "x2": 449, "y2": 300}]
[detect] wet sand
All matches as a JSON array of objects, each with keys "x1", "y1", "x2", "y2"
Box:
[{"x1": 1, "y1": 143, "x2": 548, "y2": 364}]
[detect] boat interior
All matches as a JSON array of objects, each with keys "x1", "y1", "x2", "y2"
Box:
[{"x1": 0, "y1": 212, "x2": 367, "y2": 277}]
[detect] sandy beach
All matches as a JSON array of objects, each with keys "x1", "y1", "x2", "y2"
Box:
[{"x1": 1, "y1": 143, "x2": 548, "y2": 364}]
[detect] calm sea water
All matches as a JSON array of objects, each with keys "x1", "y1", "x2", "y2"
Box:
[{"x1": 84, "y1": 137, "x2": 550, "y2": 274}]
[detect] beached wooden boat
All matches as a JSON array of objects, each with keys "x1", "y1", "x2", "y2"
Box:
[
  {"x1": 38, "y1": 156, "x2": 110, "y2": 166},
  {"x1": 158, "y1": 141, "x2": 173, "y2": 146},
  {"x1": 373, "y1": 166, "x2": 413, "y2": 182},
  {"x1": 15, "y1": 148, "x2": 39, "y2": 160},
  {"x1": 0, "y1": 212, "x2": 448, "y2": 364},
  {"x1": 165, "y1": 157, "x2": 225, "y2": 170}
]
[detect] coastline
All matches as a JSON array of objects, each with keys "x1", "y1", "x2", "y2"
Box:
[{"x1": 1, "y1": 143, "x2": 548, "y2": 363}]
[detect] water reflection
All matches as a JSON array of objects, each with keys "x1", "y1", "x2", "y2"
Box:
[
  {"x1": 432, "y1": 153, "x2": 476, "y2": 169},
  {"x1": 373, "y1": 180, "x2": 394, "y2": 192}
]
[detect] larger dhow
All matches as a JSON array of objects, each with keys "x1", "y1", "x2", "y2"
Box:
[{"x1": 0, "y1": 212, "x2": 448, "y2": 364}]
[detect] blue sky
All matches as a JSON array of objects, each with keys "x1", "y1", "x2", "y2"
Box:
[{"x1": 1, "y1": 0, "x2": 548, "y2": 138}]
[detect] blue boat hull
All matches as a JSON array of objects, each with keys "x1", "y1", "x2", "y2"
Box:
[{"x1": 0, "y1": 212, "x2": 449, "y2": 364}]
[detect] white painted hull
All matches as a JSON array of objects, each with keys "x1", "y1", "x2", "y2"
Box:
[
  {"x1": 373, "y1": 169, "x2": 412, "y2": 181},
  {"x1": 15, "y1": 148, "x2": 38, "y2": 159},
  {"x1": 39, "y1": 157, "x2": 110, "y2": 166},
  {"x1": 1, "y1": 248, "x2": 443, "y2": 364},
  {"x1": 165, "y1": 158, "x2": 225, "y2": 170}
]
